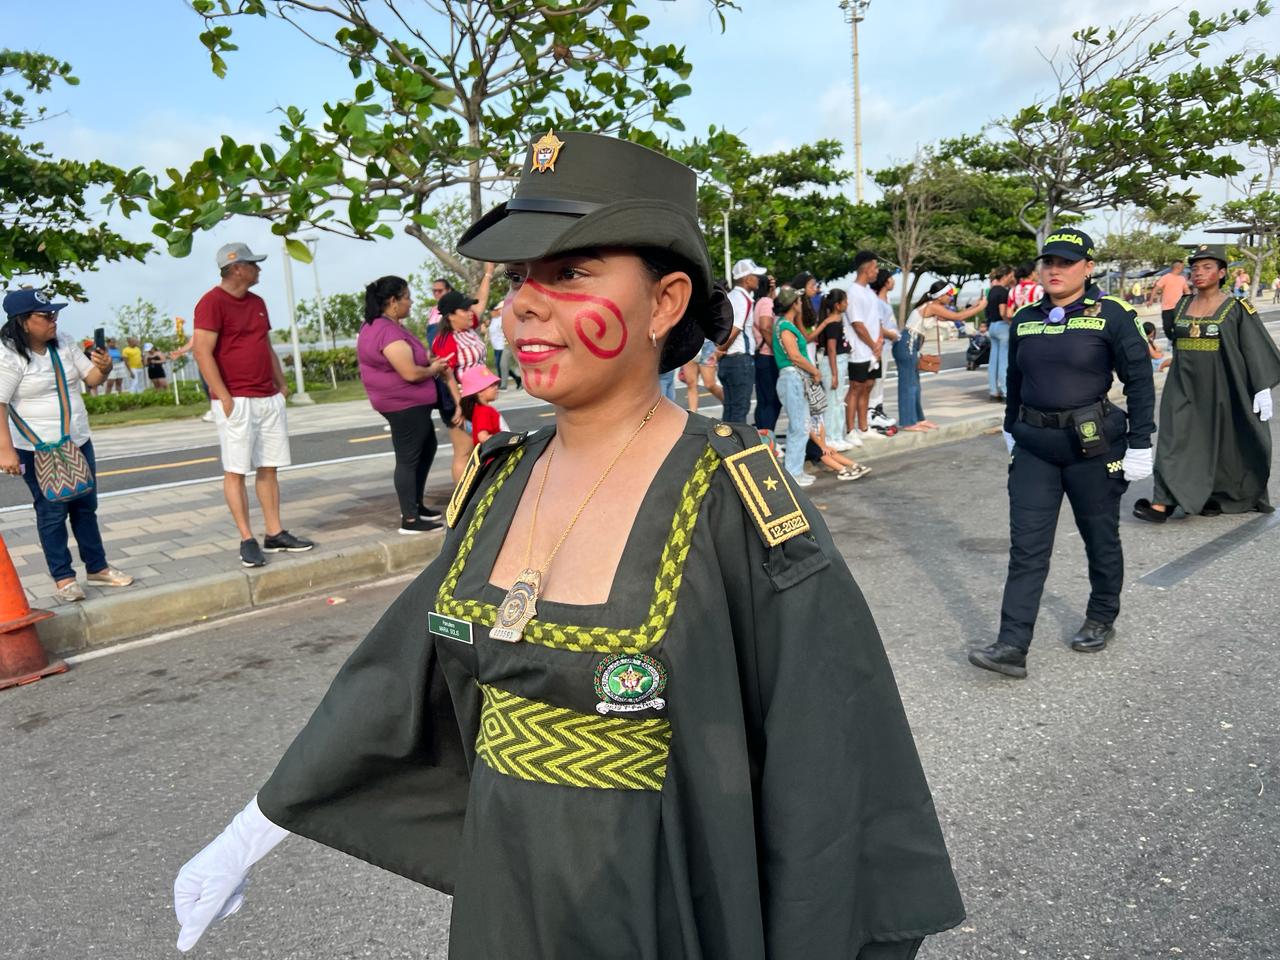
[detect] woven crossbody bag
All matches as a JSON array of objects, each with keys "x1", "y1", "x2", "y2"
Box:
[{"x1": 7, "y1": 347, "x2": 95, "y2": 502}]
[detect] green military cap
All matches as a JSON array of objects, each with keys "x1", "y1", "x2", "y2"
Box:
[
  {"x1": 457, "y1": 131, "x2": 730, "y2": 372},
  {"x1": 1187, "y1": 243, "x2": 1229, "y2": 268}
]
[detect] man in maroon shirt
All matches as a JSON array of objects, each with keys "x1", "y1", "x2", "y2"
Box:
[{"x1": 194, "y1": 242, "x2": 314, "y2": 568}]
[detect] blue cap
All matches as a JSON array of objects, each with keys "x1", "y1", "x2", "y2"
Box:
[{"x1": 3, "y1": 288, "x2": 68, "y2": 319}]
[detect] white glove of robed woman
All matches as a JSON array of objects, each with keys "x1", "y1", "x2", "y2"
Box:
[
  {"x1": 1003, "y1": 430, "x2": 1015, "y2": 454},
  {"x1": 174, "y1": 796, "x2": 290, "y2": 952},
  {"x1": 1122, "y1": 447, "x2": 1153, "y2": 481},
  {"x1": 1254, "y1": 389, "x2": 1273, "y2": 422}
]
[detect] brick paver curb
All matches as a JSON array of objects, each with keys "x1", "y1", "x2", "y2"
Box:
[{"x1": 36, "y1": 530, "x2": 443, "y2": 658}]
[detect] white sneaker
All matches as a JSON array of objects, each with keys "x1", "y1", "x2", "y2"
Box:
[
  {"x1": 869, "y1": 410, "x2": 896, "y2": 429},
  {"x1": 791, "y1": 471, "x2": 815, "y2": 487},
  {"x1": 827, "y1": 439, "x2": 853, "y2": 452},
  {"x1": 847, "y1": 432, "x2": 864, "y2": 447},
  {"x1": 200, "y1": 410, "x2": 215, "y2": 423}
]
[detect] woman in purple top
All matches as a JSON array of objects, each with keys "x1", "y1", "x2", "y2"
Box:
[{"x1": 356, "y1": 276, "x2": 454, "y2": 535}]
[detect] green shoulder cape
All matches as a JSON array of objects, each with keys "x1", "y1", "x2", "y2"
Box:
[{"x1": 258, "y1": 415, "x2": 964, "y2": 959}]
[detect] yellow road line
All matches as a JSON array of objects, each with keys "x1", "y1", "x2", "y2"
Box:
[
  {"x1": 97, "y1": 456, "x2": 219, "y2": 478},
  {"x1": 347, "y1": 434, "x2": 391, "y2": 443}
]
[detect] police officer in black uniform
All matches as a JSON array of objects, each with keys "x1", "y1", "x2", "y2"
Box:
[{"x1": 969, "y1": 230, "x2": 1155, "y2": 678}]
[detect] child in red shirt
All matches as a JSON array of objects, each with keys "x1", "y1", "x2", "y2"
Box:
[{"x1": 458, "y1": 366, "x2": 508, "y2": 444}]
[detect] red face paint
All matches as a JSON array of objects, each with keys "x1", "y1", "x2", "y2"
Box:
[
  {"x1": 524, "y1": 278, "x2": 627, "y2": 359},
  {"x1": 546, "y1": 363, "x2": 559, "y2": 388},
  {"x1": 527, "y1": 368, "x2": 543, "y2": 388}
]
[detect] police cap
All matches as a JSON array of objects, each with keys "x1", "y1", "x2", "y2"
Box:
[
  {"x1": 457, "y1": 131, "x2": 727, "y2": 372},
  {"x1": 1037, "y1": 229, "x2": 1097, "y2": 262}
]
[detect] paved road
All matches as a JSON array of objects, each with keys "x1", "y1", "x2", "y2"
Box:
[{"x1": 4, "y1": 427, "x2": 1278, "y2": 958}]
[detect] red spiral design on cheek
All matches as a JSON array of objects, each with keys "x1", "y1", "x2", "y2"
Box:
[
  {"x1": 523, "y1": 278, "x2": 628, "y2": 360},
  {"x1": 573, "y1": 307, "x2": 627, "y2": 358}
]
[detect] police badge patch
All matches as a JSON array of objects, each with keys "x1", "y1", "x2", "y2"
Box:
[
  {"x1": 594, "y1": 653, "x2": 668, "y2": 715},
  {"x1": 530, "y1": 132, "x2": 566, "y2": 173}
]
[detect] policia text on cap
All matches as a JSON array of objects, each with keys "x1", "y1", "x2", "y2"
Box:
[{"x1": 969, "y1": 230, "x2": 1156, "y2": 679}]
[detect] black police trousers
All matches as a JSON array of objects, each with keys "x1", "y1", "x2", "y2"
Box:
[{"x1": 997, "y1": 407, "x2": 1130, "y2": 652}]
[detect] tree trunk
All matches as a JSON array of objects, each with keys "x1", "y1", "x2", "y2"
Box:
[{"x1": 1036, "y1": 206, "x2": 1056, "y2": 249}]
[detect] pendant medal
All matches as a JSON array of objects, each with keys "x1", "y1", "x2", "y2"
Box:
[{"x1": 491, "y1": 568, "x2": 541, "y2": 643}]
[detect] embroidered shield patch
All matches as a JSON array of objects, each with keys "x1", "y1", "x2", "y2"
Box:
[{"x1": 594, "y1": 653, "x2": 668, "y2": 715}]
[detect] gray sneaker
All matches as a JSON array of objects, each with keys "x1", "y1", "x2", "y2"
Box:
[
  {"x1": 263, "y1": 530, "x2": 315, "y2": 553},
  {"x1": 240, "y1": 538, "x2": 267, "y2": 568}
]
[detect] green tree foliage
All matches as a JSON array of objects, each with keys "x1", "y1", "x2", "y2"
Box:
[
  {"x1": 977, "y1": 4, "x2": 1280, "y2": 244},
  {"x1": 112, "y1": 297, "x2": 180, "y2": 352},
  {"x1": 0, "y1": 51, "x2": 150, "y2": 298},
  {"x1": 296, "y1": 291, "x2": 364, "y2": 343},
  {"x1": 406, "y1": 197, "x2": 506, "y2": 323},
  {"x1": 673, "y1": 129, "x2": 886, "y2": 283},
  {"x1": 113, "y1": 0, "x2": 736, "y2": 289},
  {"x1": 874, "y1": 151, "x2": 1012, "y2": 320},
  {"x1": 1097, "y1": 229, "x2": 1189, "y2": 291},
  {"x1": 1217, "y1": 144, "x2": 1280, "y2": 295}
]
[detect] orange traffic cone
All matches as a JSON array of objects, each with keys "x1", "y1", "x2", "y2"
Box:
[{"x1": 0, "y1": 533, "x2": 63, "y2": 691}]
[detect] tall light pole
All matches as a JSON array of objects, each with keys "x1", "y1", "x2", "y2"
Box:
[
  {"x1": 839, "y1": 0, "x2": 871, "y2": 203},
  {"x1": 279, "y1": 237, "x2": 313, "y2": 404},
  {"x1": 721, "y1": 188, "x2": 734, "y2": 283},
  {"x1": 302, "y1": 235, "x2": 331, "y2": 348}
]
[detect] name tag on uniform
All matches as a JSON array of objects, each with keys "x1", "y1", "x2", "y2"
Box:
[{"x1": 428, "y1": 611, "x2": 473, "y2": 644}]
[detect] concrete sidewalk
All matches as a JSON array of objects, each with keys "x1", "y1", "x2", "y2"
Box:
[{"x1": 18, "y1": 301, "x2": 1279, "y2": 656}]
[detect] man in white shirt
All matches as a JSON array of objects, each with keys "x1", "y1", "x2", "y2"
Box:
[
  {"x1": 844, "y1": 251, "x2": 883, "y2": 440},
  {"x1": 716, "y1": 259, "x2": 764, "y2": 423}
]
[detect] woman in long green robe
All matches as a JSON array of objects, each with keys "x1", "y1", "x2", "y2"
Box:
[
  {"x1": 1135, "y1": 245, "x2": 1280, "y2": 522},
  {"x1": 171, "y1": 132, "x2": 964, "y2": 959}
]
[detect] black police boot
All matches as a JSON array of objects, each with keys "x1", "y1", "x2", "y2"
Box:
[
  {"x1": 1200, "y1": 499, "x2": 1222, "y2": 518},
  {"x1": 1132, "y1": 498, "x2": 1170, "y2": 523},
  {"x1": 1070, "y1": 618, "x2": 1115, "y2": 653},
  {"x1": 968, "y1": 642, "x2": 1027, "y2": 679}
]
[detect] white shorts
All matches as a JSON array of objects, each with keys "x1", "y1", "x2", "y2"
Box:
[{"x1": 213, "y1": 394, "x2": 292, "y2": 474}]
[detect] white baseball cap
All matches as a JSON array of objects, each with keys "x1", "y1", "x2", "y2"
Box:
[
  {"x1": 216, "y1": 242, "x2": 268, "y2": 269},
  {"x1": 731, "y1": 258, "x2": 766, "y2": 280}
]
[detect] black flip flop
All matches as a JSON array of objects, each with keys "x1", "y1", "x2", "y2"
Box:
[{"x1": 1133, "y1": 498, "x2": 1170, "y2": 523}]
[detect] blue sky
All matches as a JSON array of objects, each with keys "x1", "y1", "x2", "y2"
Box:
[{"x1": 7, "y1": 0, "x2": 1263, "y2": 336}]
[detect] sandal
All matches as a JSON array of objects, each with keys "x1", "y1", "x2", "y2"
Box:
[{"x1": 1132, "y1": 498, "x2": 1170, "y2": 523}]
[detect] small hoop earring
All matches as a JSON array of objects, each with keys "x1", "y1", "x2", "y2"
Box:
[{"x1": 650, "y1": 331, "x2": 658, "y2": 348}]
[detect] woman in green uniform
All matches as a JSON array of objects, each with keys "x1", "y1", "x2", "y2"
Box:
[
  {"x1": 1134, "y1": 243, "x2": 1280, "y2": 522},
  {"x1": 171, "y1": 132, "x2": 964, "y2": 959}
]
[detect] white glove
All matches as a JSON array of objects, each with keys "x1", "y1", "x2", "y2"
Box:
[
  {"x1": 1254, "y1": 389, "x2": 1273, "y2": 422},
  {"x1": 174, "y1": 796, "x2": 290, "y2": 952},
  {"x1": 1122, "y1": 447, "x2": 1153, "y2": 481},
  {"x1": 1003, "y1": 430, "x2": 1015, "y2": 454}
]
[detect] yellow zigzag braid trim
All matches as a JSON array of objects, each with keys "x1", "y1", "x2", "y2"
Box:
[
  {"x1": 436, "y1": 444, "x2": 720, "y2": 654},
  {"x1": 475, "y1": 684, "x2": 671, "y2": 791}
]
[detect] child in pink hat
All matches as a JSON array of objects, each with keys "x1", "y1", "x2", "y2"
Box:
[{"x1": 459, "y1": 365, "x2": 507, "y2": 444}]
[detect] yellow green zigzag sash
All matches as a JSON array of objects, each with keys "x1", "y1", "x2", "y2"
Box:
[{"x1": 475, "y1": 683, "x2": 671, "y2": 791}]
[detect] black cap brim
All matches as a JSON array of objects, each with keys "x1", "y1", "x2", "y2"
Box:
[{"x1": 1036, "y1": 244, "x2": 1089, "y2": 262}]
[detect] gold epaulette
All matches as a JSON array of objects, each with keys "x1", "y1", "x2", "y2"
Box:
[
  {"x1": 446, "y1": 431, "x2": 529, "y2": 528},
  {"x1": 704, "y1": 421, "x2": 810, "y2": 547}
]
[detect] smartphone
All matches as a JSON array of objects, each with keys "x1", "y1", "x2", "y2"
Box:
[{"x1": 93, "y1": 327, "x2": 106, "y2": 352}]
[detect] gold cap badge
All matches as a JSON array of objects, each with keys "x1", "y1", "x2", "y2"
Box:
[{"x1": 530, "y1": 132, "x2": 566, "y2": 174}]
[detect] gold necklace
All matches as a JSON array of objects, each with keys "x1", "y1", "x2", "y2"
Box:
[{"x1": 489, "y1": 397, "x2": 663, "y2": 643}]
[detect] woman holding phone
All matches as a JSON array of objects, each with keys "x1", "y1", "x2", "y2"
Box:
[{"x1": 0, "y1": 290, "x2": 134, "y2": 601}]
